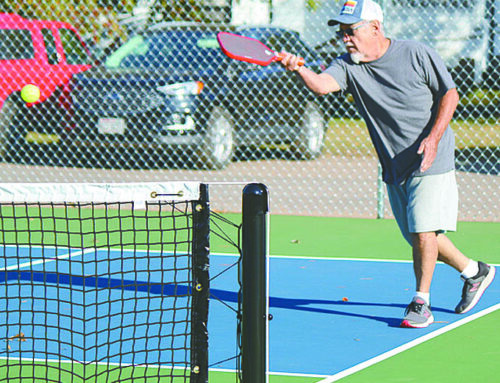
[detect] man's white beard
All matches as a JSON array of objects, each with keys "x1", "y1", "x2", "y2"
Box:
[{"x1": 350, "y1": 52, "x2": 363, "y2": 64}]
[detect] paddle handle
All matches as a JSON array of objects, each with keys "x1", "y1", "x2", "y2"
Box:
[{"x1": 276, "y1": 52, "x2": 305, "y2": 66}]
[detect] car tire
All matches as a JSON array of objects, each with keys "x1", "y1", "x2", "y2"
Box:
[
  {"x1": 0, "y1": 96, "x2": 19, "y2": 160},
  {"x1": 197, "y1": 106, "x2": 235, "y2": 170},
  {"x1": 291, "y1": 101, "x2": 325, "y2": 159}
]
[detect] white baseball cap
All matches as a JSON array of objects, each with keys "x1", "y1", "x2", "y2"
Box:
[{"x1": 328, "y1": 0, "x2": 384, "y2": 26}]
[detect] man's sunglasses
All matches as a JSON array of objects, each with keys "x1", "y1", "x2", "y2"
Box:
[{"x1": 336, "y1": 21, "x2": 371, "y2": 38}]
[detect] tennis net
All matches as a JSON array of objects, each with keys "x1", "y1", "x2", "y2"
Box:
[{"x1": 0, "y1": 182, "x2": 269, "y2": 383}]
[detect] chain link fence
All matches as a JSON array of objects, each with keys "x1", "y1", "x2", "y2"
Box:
[{"x1": 0, "y1": 0, "x2": 498, "y2": 220}]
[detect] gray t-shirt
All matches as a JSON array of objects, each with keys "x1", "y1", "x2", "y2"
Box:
[{"x1": 324, "y1": 39, "x2": 456, "y2": 184}]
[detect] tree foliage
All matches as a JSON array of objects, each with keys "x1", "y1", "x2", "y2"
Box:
[{"x1": 1, "y1": 0, "x2": 230, "y2": 43}]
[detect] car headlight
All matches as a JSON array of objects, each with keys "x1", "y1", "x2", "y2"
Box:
[{"x1": 157, "y1": 81, "x2": 204, "y2": 96}]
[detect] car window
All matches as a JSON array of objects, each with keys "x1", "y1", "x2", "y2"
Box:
[
  {"x1": 105, "y1": 35, "x2": 148, "y2": 68},
  {"x1": 0, "y1": 29, "x2": 35, "y2": 60},
  {"x1": 59, "y1": 28, "x2": 92, "y2": 65},
  {"x1": 105, "y1": 30, "x2": 225, "y2": 71},
  {"x1": 265, "y1": 31, "x2": 313, "y2": 61},
  {"x1": 41, "y1": 28, "x2": 60, "y2": 65},
  {"x1": 265, "y1": 32, "x2": 295, "y2": 53}
]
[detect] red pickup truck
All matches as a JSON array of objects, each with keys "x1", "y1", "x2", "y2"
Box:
[{"x1": 0, "y1": 13, "x2": 92, "y2": 161}]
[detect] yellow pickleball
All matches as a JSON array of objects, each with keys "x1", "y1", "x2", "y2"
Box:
[{"x1": 20, "y1": 84, "x2": 41, "y2": 103}]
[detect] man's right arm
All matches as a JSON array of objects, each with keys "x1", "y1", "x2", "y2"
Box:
[{"x1": 280, "y1": 52, "x2": 341, "y2": 95}]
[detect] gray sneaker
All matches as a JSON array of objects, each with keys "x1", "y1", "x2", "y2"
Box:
[
  {"x1": 455, "y1": 262, "x2": 496, "y2": 314},
  {"x1": 400, "y1": 298, "x2": 434, "y2": 328}
]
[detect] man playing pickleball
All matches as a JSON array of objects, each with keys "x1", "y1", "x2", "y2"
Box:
[{"x1": 280, "y1": 0, "x2": 495, "y2": 328}]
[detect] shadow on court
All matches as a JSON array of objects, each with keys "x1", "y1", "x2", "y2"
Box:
[{"x1": 268, "y1": 297, "x2": 457, "y2": 328}]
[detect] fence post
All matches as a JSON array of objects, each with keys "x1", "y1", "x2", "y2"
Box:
[{"x1": 377, "y1": 163, "x2": 385, "y2": 219}]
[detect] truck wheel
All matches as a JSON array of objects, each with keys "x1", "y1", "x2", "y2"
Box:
[
  {"x1": 291, "y1": 101, "x2": 325, "y2": 159},
  {"x1": 197, "y1": 106, "x2": 235, "y2": 170}
]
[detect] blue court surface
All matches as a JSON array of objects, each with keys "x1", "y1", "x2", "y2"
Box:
[
  {"x1": 2, "y1": 249, "x2": 499, "y2": 380},
  {"x1": 210, "y1": 254, "x2": 500, "y2": 380}
]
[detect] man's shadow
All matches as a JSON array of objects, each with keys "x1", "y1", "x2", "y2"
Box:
[
  {"x1": 268, "y1": 297, "x2": 455, "y2": 327},
  {"x1": 4, "y1": 270, "x2": 455, "y2": 328},
  {"x1": 207, "y1": 287, "x2": 455, "y2": 328}
]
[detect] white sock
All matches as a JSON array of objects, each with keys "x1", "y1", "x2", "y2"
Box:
[
  {"x1": 461, "y1": 260, "x2": 479, "y2": 279},
  {"x1": 414, "y1": 291, "x2": 430, "y2": 305}
]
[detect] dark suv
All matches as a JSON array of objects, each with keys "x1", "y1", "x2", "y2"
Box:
[
  {"x1": 69, "y1": 23, "x2": 328, "y2": 169},
  {"x1": 0, "y1": 13, "x2": 91, "y2": 161}
]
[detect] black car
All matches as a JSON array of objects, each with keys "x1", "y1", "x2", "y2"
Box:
[{"x1": 68, "y1": 23, "x2": 327, "y2": 169}]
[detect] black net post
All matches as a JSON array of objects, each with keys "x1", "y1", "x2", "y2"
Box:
[
  {"x1": 241, "y1": 183, "x2": 269, "y2": 383},
  {"x1": 190, "y1": 183, "x2": 210, "y2": 383}
]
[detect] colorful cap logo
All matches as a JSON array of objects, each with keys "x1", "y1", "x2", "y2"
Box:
[
  {"x1": 341, "y1": 1, "x2": 358, "y2": 15},
  {"x1": 328, "y1": 0, "x2": 384, "y2": 26}
]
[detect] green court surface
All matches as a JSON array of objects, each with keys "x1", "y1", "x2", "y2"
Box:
[
  {"x1": 210, "y1": 215, "x2": 500, "y2": 383},
  {"x1": 2, "y1": 213, "x2": 498, "y2": 383}
]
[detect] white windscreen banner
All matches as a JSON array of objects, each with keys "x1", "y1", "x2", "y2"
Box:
[{"x1": 0, "y1": 182, "x2": 202, "y2": 204}]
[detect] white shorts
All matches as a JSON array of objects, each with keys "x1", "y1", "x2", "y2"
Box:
[{"x1": 386, "y1": 171, "x2": 458, "y2": 244}]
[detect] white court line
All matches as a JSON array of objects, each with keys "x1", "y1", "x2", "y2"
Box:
[
  {"x1": 0, "y1": 247, "x2": 97, "y2": 271},
  {"x1": 270, "y1": 371, "x2": 329, "y2": 378},
  {"x1": 269, "y1": 254, "x2": 500, "y2": 267},
  {"x1": 4, "y1": 247, "x2": 495, "y2": 267},
  {"x1": 0, "y1": 356, "x2": 196, "y2": 371},
  {"x1": 211, "y1": 252, "x2": 500, "y2": 267},
  {"x1": 314, "y1": 302, "x2": 500, "y2": 383},
  {"x1": 270, "y1": 255, "x2": 413, "y2": 263}
]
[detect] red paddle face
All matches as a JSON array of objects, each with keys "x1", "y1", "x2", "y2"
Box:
[{"x1": 217, "y1": 32, "x2": 280, "y2": 66}]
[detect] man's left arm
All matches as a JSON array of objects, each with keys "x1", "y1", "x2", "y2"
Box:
[{"x1": 417, "y1": 87, "x2": 459, "y2": 172}]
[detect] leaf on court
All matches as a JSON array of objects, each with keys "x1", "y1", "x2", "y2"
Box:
[
  {"x1": 9, "y1": 333, "x2": 26, "y2": 342},
  {"x1": 342, "y1": 297, "x2": 349, "y2": 302},
  {"x1": 290, "y1": 239, "x2": 300, "y2": 244},
  {"x1": 5, "y1": 332, "x2": 26, "y2": 352}
]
